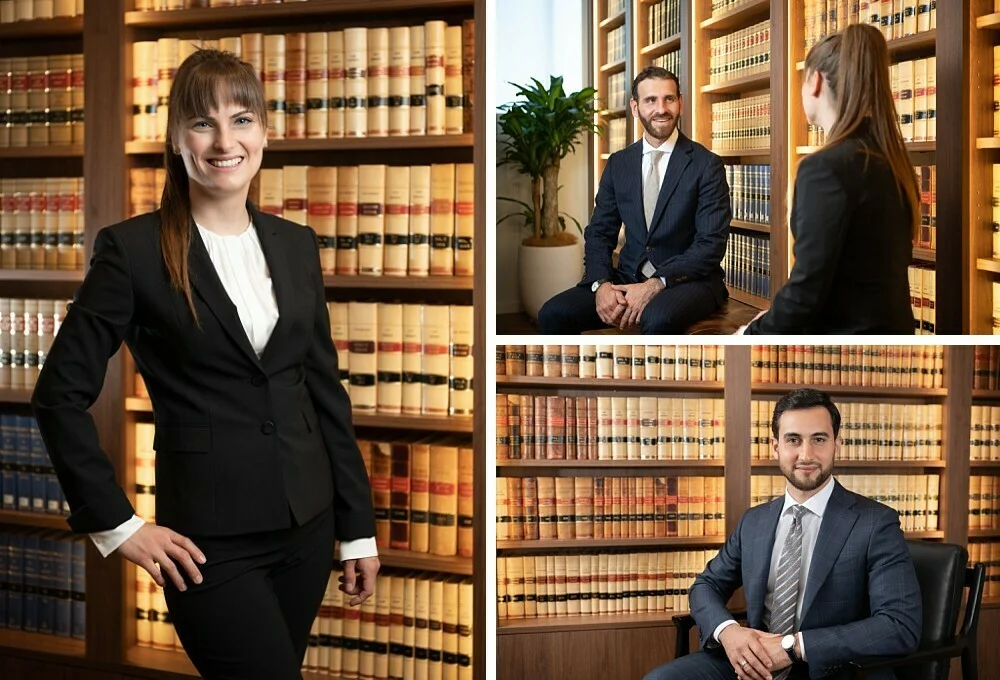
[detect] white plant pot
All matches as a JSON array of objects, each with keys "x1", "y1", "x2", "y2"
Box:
[{"x1": 518, "y1": 240, "x2": 584, "y2": 320}]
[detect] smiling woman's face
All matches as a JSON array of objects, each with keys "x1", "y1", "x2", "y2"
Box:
[{"x1": 174, "y1": 99, "x2": 266, "y2": 199}]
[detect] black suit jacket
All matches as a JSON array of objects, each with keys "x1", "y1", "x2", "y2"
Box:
[
  {"x1": 581, "y1": 132, "x2": 731, "y2": 302},
  {"x1": 31, "y1": 204, "x2": 376, "y2": 541},
  {"x1": 745, "y1": 128, "x2": 915, "y2": 334}
]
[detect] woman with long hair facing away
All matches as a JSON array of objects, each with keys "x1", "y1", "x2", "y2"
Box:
[
  {"x1": 30, "y1": 49, "x2": 378, "y2": 679},
  {"x1": 742, "y1": 23, "x2": 919, "y2": 334}
]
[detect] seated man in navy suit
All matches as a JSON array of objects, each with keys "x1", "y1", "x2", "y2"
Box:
[
  {"x1": 537, "y1": 66, "x2": 731, "y2": 334},
  {"x1": 644, "y1": 389, "x2": 921, "y2": 680}
]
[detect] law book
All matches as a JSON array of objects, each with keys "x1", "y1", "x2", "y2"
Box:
[
  {"x1": 336, "y1": 165, "x2": 360, "y2": 275},
  {"x1": 424, "y1": 21, "x2": 446, "y2": 135},
  {"x1": 263, "y1": 33, "x2": 287, "y2": 139},
  {"x1": 376, "y1": 303, "x2": 403, "y2": 414},
  {"x1": 449, "y1": 305, "x2": 474, "y2": 417},
  {"x1": 387, "y1": 575, "x2": 405, "y2": 679},
  {"x1": 342, "y1": 566, "x2": 364, "y2": 676},
  {"x1": 428, "y1": 577, "x2": 445, "y2": 676},
  {"x1": 282, "y1": 165, "x2": 308, "y2": 225},
  {"x1": 384, "y1": 166, "x2": 410, "y2": 277},
  {"x1": 343, "y1": 27, "x2": 368, "y2": 138},
  {"x1": 561, "y1": 345, "x2": 580, "y2": 378},
  {"x1": 461, "y1": 19, "x2": 474, "y2": 135},
  {"x1": 410, "y1": 437, "x2": 432, "y2": 554},
  {"x1": 367, "y1": 27, "x2": 390, "y2": 138},
  {"x1": 384, "y1": 26, "x2": 411, "y2": 138},
  {"x1": 456, "y1": 442, "x2": 474, "y2": 558},
  {"x1": 536, "y1": 477, "x2": 556, "y2": 540},
  {"x1": 926, "y1": 55, "x2": 936, "y2": 141},
  {"x1": 408, "y1": 165, "x2": 431, "y2": 276},
  {"x1": 348, "y1": 301, "x2": 378, "y2": 413},
  {"x1": 401, "y1": 303, "x2": 423, "y2": 416},
  {"x1": 430, "y1": 163, "x2": 456, "y2": 275},
  {"x1": 359, "y1": 586, "x2": 378, "y2": 679},
  {"x1": 327, "y1": 30, "x2": 346, "y2": 138},
  {"x1": 330, "y1": 571, "x2": 347, "y2": 675},
  {"x1": 454, "y1": 163, "x2": 474, "y2": 276},
  {"x1": 306, "y1": 166, "x2": 337, "y2": 272},
  {"x1": 409, "y1": 25, "x2": 427, "y2": 135},
  {"x1": 429, "y1": 439, "x2": 459, "y2": 556},
  {"x1": 47, "y1": 54, "x2": 73, "y2": 146},
  {"x1": 357, "y1": 164, "x2": 387, "y2": 275},
  {"x1": 422, "y1": 304, "x2": 450, "y2": 416},
  {"x1": 328, "y1": 301, "x2": 350, "y2": 392},
  {"x1": 285, "y1": 33, "x2": 307, "y2": 139},
  {"x1": 443, "y1": 25, "x2": 463, "y2": 135},
  {"x1": 131, "y1": 45, "x2": 157, "y2": 142}
]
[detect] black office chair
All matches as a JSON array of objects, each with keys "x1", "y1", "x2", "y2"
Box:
[{"x1": 671, "y1": 541, "x2": 986, "y2": 680}]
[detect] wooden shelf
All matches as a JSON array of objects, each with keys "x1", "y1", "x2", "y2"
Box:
[
  {"x1": 969, "y1": 528, "x2": 1000, "y2": 538},
  {"x1": 599, "y1": 11, "x2": 626, "y2": 30},
  {"x1": 497, "y1": 537, "x2": 725, "y2": 551},
  {"x1": 798, "y1": 142, "x2": 935, "y2": 155},
  {"x1": 905, "y1": 531, "x2": 945, "y2": 540},
  {"x1": 976, "y1": 137, "x2": 1000, "y2": 150},
  {"x1": 0, "y1": 509, "x2": 70, "y2": 530},
  {"x1": 0, "y1": 15, "x2": 83, "y2": 40},
  {"x1": 973, "y1": 389, "x2": 1000, "y2": 400},
  {"x1": 497, "y1": 459, "x2": 725, "y2": 469},
  {"x1": 970, "y1": 459, "x2": 1000, "y2": 467},
  {"x1": 0, "y1": 629, "x2": 85, "y2": 659},
  {"x1": 976, "y1": 258, "x2": 1000, "y2": 275},
  {"x1": 496, "y1": 375, "x2": 724, "y2": 393},
  {"x1": 126, "y1": 134, "x2": 473, "y2": 155},
  {"x1": 599, "y1": 59, "x2": 627, "y2": 75},
  {"x1": 499, "y1": 612, "x2": 683, "y2": 634},
  {"x1": 912, "y1": 246, "x2": 936, "y2": 263},
  {"x1": 977, "y1": 13, "x2": 1000, "y2": 29},
  {"x1": 885, "y1": 29, "x2": 938, "y2": 61},
  {"x1": 713, "y1": 148, "x2": 770, "y2": 158},
  {"x1": 751, "y1": 383, "x2": 948, "y2": 399},
  {"x1": 727, "y1": 287, "x2": 769, "y2": 310},
  {"x1": 125, "y1": 647, "x2": 198, "y2": 677},
  {"x1": 124, "y1": 398, "x2": 472, "y2": 433},
  {"x1": 0, "y1": 145, "x2": 83, "y2": 159},
  {"x1": 731, "y1": 219, "x2": 770, "y2": 234},
  {"x1": 600, "y1": 153, "x2": 613, "y2": 160},
  {"x1": 701, "y1": 70, "x2": 770, "y2": 95},
  {"x1": 323, "y1": 275, "x2": 473, "y2": 291},
  {"x1": 377, "y1": 548, "x2": 472, "y2": 575},
  {"x1": 600, "y1": 108, "x2": 628, "y2": 119},
  {"x1": 0, "y1": 388, "x2": 35, "y2": 404},
  {"x1": 0, "y1": 269, "x2": 83, "y2": 283},
  {"x1": 124, "y1": 0, "x2": 472, "y2": 28},
  {"x1": 751, "y1": 459, "x2": 946, "y2": 469},
  {"x1": 700, "y1": 0, "x2": 769, "y2": 31},
  {"x1": 640, "y1": 34, "x2": 682, "y2": 58}
]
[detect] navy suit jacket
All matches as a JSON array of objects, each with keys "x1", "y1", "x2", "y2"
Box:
[
  {"x1": 580, "y1": 132, "x2": 730, "y2": 302},
  {"x1": 689, "y1": 480, "x2": 921, "y2": 680}
]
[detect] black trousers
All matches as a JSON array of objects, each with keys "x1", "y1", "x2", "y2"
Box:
[
  {"x1": 537, "y1": 270, "x2": 723, "y2": 335},
  {"x1": 162, "y1": 505, "x2": 336, "y2": 680}
]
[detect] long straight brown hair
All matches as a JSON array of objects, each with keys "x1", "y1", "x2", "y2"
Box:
[
  {"x1": 161, "y1": 48, "x2": 268, "y2": 323},
  {"x1": 804, "y1": 24, "x2": 920, "y2": 241}
]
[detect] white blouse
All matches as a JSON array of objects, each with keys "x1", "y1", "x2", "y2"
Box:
[{"x1": 89, "y1": 222, "x2": 376, "y2": 563}]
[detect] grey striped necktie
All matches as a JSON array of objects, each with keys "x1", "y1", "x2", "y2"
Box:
[
  {"x1": 644, "y1": 149, "x2": 664, "y2": 229},
  {"x1": 770, "y1": 504, "x2": 807, "y2": 680}
]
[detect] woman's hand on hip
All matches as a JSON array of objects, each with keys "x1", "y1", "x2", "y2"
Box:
[{"x1": 117, "y1": 523, "x2": 207, "y2": 591}]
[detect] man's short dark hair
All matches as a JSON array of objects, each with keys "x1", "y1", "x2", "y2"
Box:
[
  {"x1": 771, "y1": 388, "x2": 841, "y2": 439},
  {"x1": 631, "y1": 66, "x2": 682, "y2": 102}
]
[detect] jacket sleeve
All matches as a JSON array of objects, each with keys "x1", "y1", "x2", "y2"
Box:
[
  {"x1": 302, "y1": 228, "x2": 377, "y2": 542},
  {"x1": 653, "y1": 152, "x2": 731, "y2": 286},
  {"x1": 744, "y1": 154, "x2": 849, "y2": 334},
  {"x1": 30, "y1": 227, "x2": 137, "y2": 533},
  {"x1": 689, "y1": 510, "x2": 747, "y2": 652},
  {"x1": 581, "y1": 151, "x2": 624, "y2": 286},
  {"x1": 799, "y1": 507, "x2": 922, "y2": 679}
]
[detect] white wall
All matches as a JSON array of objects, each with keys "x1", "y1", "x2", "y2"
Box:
[{"x1": 495, "y1": 0, "x2": 592, "y2": 315}]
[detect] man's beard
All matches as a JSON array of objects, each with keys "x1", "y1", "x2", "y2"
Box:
[
  {"x1": 779, "y1": 458, "x2": 833, "y2": 492},
  {"x1": 638, "y1": 109, "x2": 677, "y2": 141}
]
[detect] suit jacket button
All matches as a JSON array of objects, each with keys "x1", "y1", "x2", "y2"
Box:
[
  {"x1": 251, "y1": 374, "x2": 265, "y2": 387},
  {"x1": 645, "y1": 246, "x2": 652, "y2": 252},
  {"x1": 261, "y1": 420, "x2": 275, "y2": 435}
]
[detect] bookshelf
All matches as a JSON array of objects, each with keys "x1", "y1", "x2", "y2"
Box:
[
  {"x1": 495, "y1": 343, "x2": 996, "y2": 680},
  {"x1": 0, "y1": 1, "x2": 486, "y2": 679}
]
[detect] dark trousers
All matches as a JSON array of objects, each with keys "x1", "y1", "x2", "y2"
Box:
[
  {"x1": 644, "y1": 651, "x2": 810, "y2": 680},
  {"x1": 537, "y1": 270, "x2": 723, "y2": 334},
  {"x1": 163, "y1": 505, "x2": 336, "y2": 680}
]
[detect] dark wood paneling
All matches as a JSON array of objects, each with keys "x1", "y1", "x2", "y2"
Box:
[
  {"x1": 724, "y1": 345, "x2": 751, "y2": 535},
  {"x1": 943, "y1": 346, "x2": 974, "y2": 545},
  {"x1": 769, "y1": 0, "x2": 789, "y2": 292}
]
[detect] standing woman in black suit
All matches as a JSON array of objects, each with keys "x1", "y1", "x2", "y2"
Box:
[
  {"x1": 742, "y1": 23, "x2": 919, "y2": 334},
  {"x1": 30, "y1": 49, "x2": 378, "y2": 679}
]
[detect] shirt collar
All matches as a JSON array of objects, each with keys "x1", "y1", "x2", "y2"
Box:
[
  {"x1": 642, "y1": 125, "x2": 679, "y2": 156},
  {"x1": 781, "y1": 475, "x2": 836, "y2": 519}
]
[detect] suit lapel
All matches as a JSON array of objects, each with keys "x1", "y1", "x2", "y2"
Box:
[
  {"x1": 801, "y1": 482, "x2": 859, "y2": 621},
  {"x1": 749, "y1": 497, "x2": 783, "y2": 626},
  {"x1": 247, "y1": 204, "x2": 292, "y2": 366},
  {"x1": 625, "y1": 141, "x2": 644, "y2": 227},
  {"x1": 648, "y1": 133, "x2": 692, "y2": 235}
]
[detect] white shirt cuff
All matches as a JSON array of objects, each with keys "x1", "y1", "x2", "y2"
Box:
[
  {"x1": 798, "y1": 631, "x2": 807, "y2": 661},
  {"x1": 713, "y1": 618, "x2": 739, "y2": 643},
  {"x1": 89, "y1": 514, "x2": 145, "y2": 558},
  {"x1": 659, "y1": 276, "x2": 667, "y2": 287},
  {"x1": 338, "y1": 536, "x2": 378, "y2": 562}
]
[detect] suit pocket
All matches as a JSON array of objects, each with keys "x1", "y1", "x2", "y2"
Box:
[
  {"x1": 153, "y1": 423, "x2": 211, "y2": 453},
  {"x1": 301, "y1": 409, "x2": 316, "y2": 433}
]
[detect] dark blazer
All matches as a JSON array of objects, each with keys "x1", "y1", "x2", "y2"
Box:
[
  {"x1": 689, "y1": 480, "x2": 921, "y2": 680},
  {"x1": 580, "y1": 132, "x2": 731, "y2": 303},
  {"x1": 745, "y1": 127, "x2": 915, "y2": 334},
  {"x1": 31, "y1": 204, "x2": 376, "y2": 541}
]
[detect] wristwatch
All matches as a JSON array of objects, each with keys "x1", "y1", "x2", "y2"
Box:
[
  {"x1": 781, "y1": 634, "x2": 797, "y2": 663},
  {"x1": 591, "y1": 279, "x2": 609, "y2": 293}
]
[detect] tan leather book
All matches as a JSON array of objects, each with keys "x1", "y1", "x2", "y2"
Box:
[
  {"x1": 357, "y1": 164, "x2": 386, "y2": 275},
  {"x1": 347, "y1": 301, "x2": 378, "y2": 412},
  {"x1": 424, "y1": 20, "x2": 446, "y2": 135},
  {"x1": 384, "y1": 165, "x2": 410, "y2": 277},
  {"x1": 408, "y1": 165, "x2": 431, "y2": 276},
  {"x1": 613, "y1": 344, "x2": 631, "y2": 380},
  {"x1": 263, "y1": 34, "x2": 286, "y2": 139},
  {"x1": 580, "y1": 344, "x2": 597, "y2": 378},
  {"x1": 443, "y1": 25, "x2": 463, "y2": 134},
  {"x1": 537, "y1": 476, "x2": 556, "y2": 540},
  {"x1": 429, "y1": 439, "x2": 459, "y2": 555},
  {"x1": 305, "y1": 32, "x2": 329, "y2": 139},
  {"x1": 521, "y1": 475, "x2": 538, "y2": 540},
  {"x1": 367, "y1": 27, "x2": 390, "y2": 137},
  {"x1": 408, "y1": 25, "x2": 427, "y2": 135},
  {"x1": 457, "y1": 442, "x2": 473, "y2": 557},
  {"x1": 410, "y1": 436, "x2": 431, "y2": 553},
  {"x1": 421, "y1": 305, "x2": 450, "y2": 415},
  {"x1": 307, "y1": 166, "x2": 337, "y2": 272},
  {"x1": 284, "y1": 33, "x2": 307, "y2": 139},
  {"x1": 429, "y1": 163, "x2": 455, "y2": 275},
  {"x1": 327, "y1": 30, "x2": 346, "y2": 138},
  {"x1": 389, "y1": 439, "x2": 411, "y2": 550},
  {"x1": 282, "y1": 165, "x2": 308, "y2": 225},
  {"x1": 328, "y1": 301, "x2": 350, "y2": 392},
  {"x1": 387, "y1": 27, "x2": 411, "y2": 137},
  {"x1": 343, "y1": 27, "x2": 368, "y2": 138}
]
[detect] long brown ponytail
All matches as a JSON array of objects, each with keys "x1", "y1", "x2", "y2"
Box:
[
  {"x1": 160, "y1": 48, "x2": 268, "y2": 323},
  {"x1": 804, "y1": 24, "x2": 920, "y2": 241}
]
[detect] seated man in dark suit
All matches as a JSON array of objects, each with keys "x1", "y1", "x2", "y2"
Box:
[
  {"x1": 644, "y1": 389, "x2": 921, "y2": 680},
  {"x1": 537, "y1": 66, "x2": 731, "y2": 334}
]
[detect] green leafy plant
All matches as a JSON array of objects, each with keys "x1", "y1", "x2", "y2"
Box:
[{"x1": 497, "y1": 75, "x2": 600, "y2": 245}]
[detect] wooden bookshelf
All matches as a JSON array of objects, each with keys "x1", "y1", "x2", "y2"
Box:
[
  {"x1": 497, "y1": 537, "x2": 725, "y2": 551},
  {"x1": 727, "y1": 286, "x2": 770, "y2": 310},
  {"x1": 731, "y1": 219, "x2": 770, "y2": 234},
  {"x1": 0, "y1": 145, "x2": 84, "y2": 159},
  {"x1": 751, "y1": 460, "x2": 947, "y2": 469},
  {"x1": 750, "y1": 383, "x2": 949, "y2": 399},
  {"x1": 323, "y1": 275, "x2": 474, "y2": 291},
  {"x1": 0, "y1": 509, "x2": 70, "y2": 530},
  {"x1": 699, "y1": 0, "x2": 769, "y2": 31},
  {"x1": 598, "y1": 58, "x2": 628, "y2": 75},
  {"x1": 0, "y1": 15, "x2": 83, "y2": 40},
  {"x1": 377, "y1": 548, "x2": 473, "y2": 575},
  {"x1": 497, "y1": 459, "x2": 726, "y2": 469},
  {"x1": 977, "y1": 12, "x2": 1000, "y2": 30},
  {"x1": 0, "y1": 269, "x2": 83, "y2": 283},
  {"x1": 497, "y1": 375, "x2": 724, "y2": 392},
  {"x1": 700, "y1": 70, "x2": 770, "y2": 95},
  {"x1": 499, "y1": 612, "x2": 683, "y2": 634},
  {"x1": 0, "y1": 629, "x2": 85, "y2": 658},
  {"x1": 969, "y1": 529, "x2": 1000, "y2": 539},
  {"x1": 640, "y1": 33, "x2": 681, "y2": 59},
  {"x1": 124, "y1": 647, "x2": 198, "y2": 678},
  {"x1": 970, "y1": 459, "x2": 1000, "y2": 468},
  {"x1": 125, "y1": 135, "x2": 473, "y2": 155},
  {"x1": 599, "y1": 10, "x2": 627, "y2": 30}
]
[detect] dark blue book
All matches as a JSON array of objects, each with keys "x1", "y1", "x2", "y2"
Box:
[
  {"x1": 70, "y1": 538, "x2": 85, "y2": 640},
  {"x1": 30, "y1": 419, "x2": 48, "y2": 515},
  {"x1": 38, "y1": 532, "x2": 56, "y2": 634},
  {"x1": 1, "y1": 414, "x2": 17, "y2": 510},
  {"x1": 7, "y1": 531, "x2": 24, "y2": 630},
  {"x1": 22, "y1": 530, "x2": 40, "y2": 632},
  {"x1": 15, "y1": 415, "x2": 32, "y2": 513},
  {"x1": 0, "y1": 532, "x2": 8, "y2": 628},
  {"x1": 53, "y1": 536, "x2": 72, "y2": 637}
]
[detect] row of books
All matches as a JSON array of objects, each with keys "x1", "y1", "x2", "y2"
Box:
[
  {"x1": 608, "y1": 0, "x2": 627, "y2": 18},
  {"x1": 724, "y1": 231, "x2": 770, "y2": 300},
  {"x1": 709, "y1": 19, "x2": 770, "y2": 86},
  {"x1": 970, "y1": 476, "x2": 1000, "y2": 530},
  {"x1": 710, "y1": 0, "x2": 755, "y2": 18},
  {"x1": 133, "y1": 22, "x2": 474, "y2": 142},
  {"x1": 994, "y1": 50, "x2": 1000, "y2": 138},
  {"x1": 606, "y1": 117, "x2": 627, "y2": 154},
  {"x1": 134, "y1": 163, "x2": 475, "y2": 278},
  {"x1": 497, "y1": 344, "x2": 727, "y2": 381},
  {"x1": 134, "y1": 0, "x2": 385, "y2": 8},
  {"x1": 604, "y1": 71, "x2": 627, "y2": 112},
  {"x1": 606, "y1": 25, "x2": 626, "y2": 66},
  {"x1": 496, "y1": 476, "x2": 727, "y2": 542},
  {"x1": 0, "y1": 55, "x2": 85, "y2": 149},
  {"x1": 751, "y1": 399, "x2": 944, "y2": 462},
  {"x1": 994, "y1": 167, "x2": 1000, "y2": 257},
  {"x1": 750, "y1": 344, "x2": 945, "y2": 387},
  {"x1": 973, "y1": 345, "x2": 1000, "y2": 390},
  {"x1": 647, "y1": 0, "x2": 682, "y2": 46},
  {"x1": 803, "y1": 0, "x2": 938, "y2": 53},
  {"x1": 651, "y1": 49, "x2": 681, "y2": 78},
  {"x1": 725, "y1": 163, "x2": 770, "y2": 226},
  {"x1": 914, "y1": 164, "x2": 937, "y2": 249},
  {"x1": 908, "y1": 265, "x2": 937, "y2": 335},
  {"x1": 711, "y1": 93, "x2": 770, "y2": 152},
  {"x1": 0, "y1": 414, "x2": 70, "y2": 516},
  {"x1": 133, "y1": 568, "x2": 181, "y2": 652},
  {"x1": 0, "y1": 178, "x2": 85, "y2": 271},
  {"x1": 496, "y1": 395, "x2": 726, "y2": 463},
  {"x1": 0, "y1": 299, "x2": 72, "y2": 391},
  {"x1": 968, "y1": 542, "x2": 1000, "y2": 599},
  {"x1": 0, "y1": 529, "x2": 86, "y2": 639},
  {"x1": 969, "y1": 406, "x2": 1000, "y2": 462},
  {"x1": 497, "y1": 550, "x2": 717, "y2": 620},
  {"x1": 0, "y1": 0, "x2": 81, "y2": 22}
]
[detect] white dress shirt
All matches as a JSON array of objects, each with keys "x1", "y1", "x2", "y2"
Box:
[
  {"x1": 89, "y1": 221, "x2": 378, "y2": 563},
  {"x1": 712, "y1": 476, "x2": 837, "y2": 662},
  {"x1": 641, "y1": 126, "x2": 679, "y2": 286}
]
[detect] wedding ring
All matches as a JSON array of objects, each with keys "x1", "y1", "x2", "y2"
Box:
[{"x1": 740, "y1": 660, "x2": 748, "y2": 667}]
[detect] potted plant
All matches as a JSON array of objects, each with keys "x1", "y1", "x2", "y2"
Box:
[{"x1": 497, "y1": 75, "x2": 600, "y2": 319}]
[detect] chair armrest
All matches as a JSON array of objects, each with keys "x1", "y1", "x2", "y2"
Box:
[
  {"x1": 672, "y1": 611, "x2": 748, "y2": 659},
  {"x1": 847, "y1": 638, "x2": 968, "y2": 680}
]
